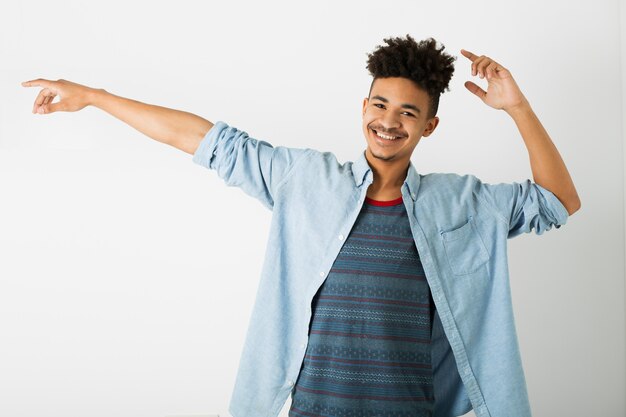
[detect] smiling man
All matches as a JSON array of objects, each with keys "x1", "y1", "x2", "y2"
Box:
[
  {"x1": 363, "y1": 75, "x2": 440, "y2": 201},
  {"x1": 364, "y1": 77, "x2": 438, "y2": 195},
  {"x1": 23, "y1": 34, "x2": 579, "y2": 417}
]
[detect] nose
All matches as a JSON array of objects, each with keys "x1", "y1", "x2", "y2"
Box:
[{"x1": 380, "y1": 111, "x2": 401, "y2": 130}]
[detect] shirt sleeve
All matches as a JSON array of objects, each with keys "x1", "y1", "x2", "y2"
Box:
[
  {"x1": 474, "y1": 177, "x2": 570, "y2": 239},
  {"x1": 192, "y1": 121, "x2": 309, "y2": 211}
]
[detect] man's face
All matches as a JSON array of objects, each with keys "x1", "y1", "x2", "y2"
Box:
[{"x1": 362, "y1": 77, "x2": 439, "y2": 164}]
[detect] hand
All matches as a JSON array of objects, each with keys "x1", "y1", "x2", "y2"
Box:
[
  {"x1": 460, "y1": 49, "x2": 529, "y2": 114},
  {"x1": 21, "y1": 78, "x2": 99, "y2": 114}
]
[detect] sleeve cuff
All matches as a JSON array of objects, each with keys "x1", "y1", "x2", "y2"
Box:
[
  {"x1": 192, "y1": 120, "x2": 229, "y2": 169},
  {"x1": 535, "y1": 182, "x2": 570, "y2": 227}
]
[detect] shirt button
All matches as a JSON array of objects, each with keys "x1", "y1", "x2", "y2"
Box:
[
  {"x1": 411, "y1": 193, "x2": 416, "y2": 199},
  {"x1": 300, "y1": 343, "x2": 306, "y2": 349},
  {"x1": 320, "y1": 271, "x2": 326, "y2": 277},
  {"x1": 288, "y1": 379, "x2": 294, "y2": 387},
  {"x1": 338, "y1": 234, "x2": 344, "y2": 240}
]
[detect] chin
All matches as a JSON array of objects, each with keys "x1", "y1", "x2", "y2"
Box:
[{"x1": 368, "y1": 146, "x2": 397, "y2": 161}]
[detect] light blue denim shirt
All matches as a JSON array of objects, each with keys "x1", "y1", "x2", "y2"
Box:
[{"x1": 192, "y1": 121, "x2": 569, "y2": 417}]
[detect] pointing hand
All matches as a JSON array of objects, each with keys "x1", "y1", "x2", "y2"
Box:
[
  {"x1": 21, "y1": 78, "x2": 98, "y2": 114},
  {"x1": 460, "y1": 49, "x2": 529, "y2": 114}
]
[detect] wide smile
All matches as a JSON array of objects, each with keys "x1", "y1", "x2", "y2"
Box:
[{"x1": 370, "y1": 128, "x2": 406, "y2": 145}]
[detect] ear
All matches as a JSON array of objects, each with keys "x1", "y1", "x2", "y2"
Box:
[
  {"x1": 422, "y1": 116, "x2": 440, "y2": 137},
  {"x1": 362, "y1": 97, "x2": 368, "y2": 116}
]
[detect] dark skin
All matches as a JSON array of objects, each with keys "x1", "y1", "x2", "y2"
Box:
[
  {"x1": 361, "y1": 77, "x2": 438, "y2": 201},
  {"x1": 20, "y1": 49, "x2": 580, "y2": 214},
  {"x1": 360, "y1": 49, "x2": 580, "y2": 215}
]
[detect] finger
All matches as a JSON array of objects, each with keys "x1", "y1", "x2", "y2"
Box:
[
  {"x1": 22, "y1": 79, "x2": 54, "y2": 88},
  {"x1": 460, "y1": 49, "x2": 478, "y2": 62},
  {"x1": 34, "y1": 88, "x2": 56, "y2": 113},
  {"x1": 471, "y1": 56, "x2": 485, "y2": 75},
  {"x1": 37, "y1": 96, "x2": 50, "y2": 114},
  {"x1": 485, "y1": 61, "x2": 499, "y2": 79},
  {"x1": 42, "y1": 93, "x2": 53, "y2": 106},
  {"x1": 464, "y1": 81, "x2": 487, "y2": 100},
  {"x1": 41, "y1": 94, "x2": 55, "y2": 113},
  {"x1": 475, "y1": 57, "x2": 493, "y2": 79},
  {"x1": 32, "y1": 90, "x2": 47, "y2": 113},
  {"x1": 41, "y1": 92, "x2": 63, "y2": 114},
  {"x1": 472, "y1": 55, "x2": 490, "y2": 76},
  {"x1": 34, "y1": 88, "x2": 55, "y2": 113}
]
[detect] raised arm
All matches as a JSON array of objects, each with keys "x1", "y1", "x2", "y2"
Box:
[
  {"x1": 459, "y1": 49, "x2": 581, "y2": 216},
  {"x1": 21, "y1": 78, "x2": 213, "y2": 155}
]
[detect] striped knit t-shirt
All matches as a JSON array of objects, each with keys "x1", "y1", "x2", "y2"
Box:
[{"x1": 289, "y1": 195, "x2": 436, "y2": 417}]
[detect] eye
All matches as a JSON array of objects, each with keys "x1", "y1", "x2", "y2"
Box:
[{"x1": 373, "y1": 103, "x2": 414, "y2": 117}]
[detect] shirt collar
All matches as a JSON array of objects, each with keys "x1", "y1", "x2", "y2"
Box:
[{"x1": 351, "y1": 150, "x2": 420, "y2": 201}]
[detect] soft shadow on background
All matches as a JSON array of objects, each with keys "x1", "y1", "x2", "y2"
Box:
[{"x1": 0, "y1": 1, "x2": 624, "y2": 416}]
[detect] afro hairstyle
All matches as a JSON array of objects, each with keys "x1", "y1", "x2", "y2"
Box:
[{"x1": 365, "y1": 35, "x2": 456, "y2": 118}]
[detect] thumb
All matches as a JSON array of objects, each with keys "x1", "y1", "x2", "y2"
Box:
[
  {"x1": 464, "y1": 81, "x2": 487, "y2": 101},
  {"x1": 41, "y1": 101, "x2": 66, "y2": 114}
]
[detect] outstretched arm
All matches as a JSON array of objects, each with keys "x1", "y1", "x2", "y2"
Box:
[
  {"x1": 460, "y1": 49, "x2": 581, "y2": 216},
  {"x1": 21, "y1": 78, "x2": 213, "y2": 155}
]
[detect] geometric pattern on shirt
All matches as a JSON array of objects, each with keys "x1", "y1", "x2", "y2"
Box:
[{"x1": 289, "y1": 197, "x2": 435, "y2": 417}]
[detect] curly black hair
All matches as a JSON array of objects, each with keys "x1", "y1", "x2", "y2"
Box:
[{"x1": 365, "y1": 35, "x2": 456, "y2": 118}]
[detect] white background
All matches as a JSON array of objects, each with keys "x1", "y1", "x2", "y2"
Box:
[{"x1": 1, "y1": 0, "x2": 624, "y2": 416}]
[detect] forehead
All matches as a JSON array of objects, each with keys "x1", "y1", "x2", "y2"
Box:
[{"x1": 370, "y1": 77, "x2": 430, "y2": 105}]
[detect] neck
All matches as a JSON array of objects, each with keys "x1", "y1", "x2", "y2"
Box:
[{"x1": 364, "y1": 148, "x2": 410, "y2": 196}]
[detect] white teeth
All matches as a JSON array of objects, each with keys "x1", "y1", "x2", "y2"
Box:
[{"x1": 374, "y1": 130, "x2": 400, "y2": 140}]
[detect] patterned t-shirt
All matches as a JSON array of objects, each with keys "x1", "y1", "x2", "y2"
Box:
[{"x1": 288, "y1": 195, "x2": 436, "y2": 417}]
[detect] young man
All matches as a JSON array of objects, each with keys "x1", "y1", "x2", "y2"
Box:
[{"x1": 22, "y1": 35, "x2": 580, "y2": 417}]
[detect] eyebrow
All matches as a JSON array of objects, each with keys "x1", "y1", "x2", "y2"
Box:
[{"x1": 371, "y1": 95, "x2": 421, "y2": 114}]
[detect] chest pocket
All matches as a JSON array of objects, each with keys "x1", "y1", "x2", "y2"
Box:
[{"x1": 440, "y1": 216, "x2": 490, "y2": 275}]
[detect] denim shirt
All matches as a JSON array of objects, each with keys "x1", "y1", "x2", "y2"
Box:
[{"x1": 192, "y1": 121, "x2": 570, "y2": 417}]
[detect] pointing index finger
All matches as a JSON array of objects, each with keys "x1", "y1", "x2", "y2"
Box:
[
  {"x1": 460, "y1": 49, "x2": 478, "y2": 62},
  {"x1": 21, "y1": 78, "x2": 52, "y2": 88}
]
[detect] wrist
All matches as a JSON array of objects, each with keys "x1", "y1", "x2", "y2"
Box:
[
  {"x1": 504, "y1": 97, "x2": 532, "y2": 119},
  {"x1": 88, "y1": 88, "x2": 108, "y2": 108}
]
